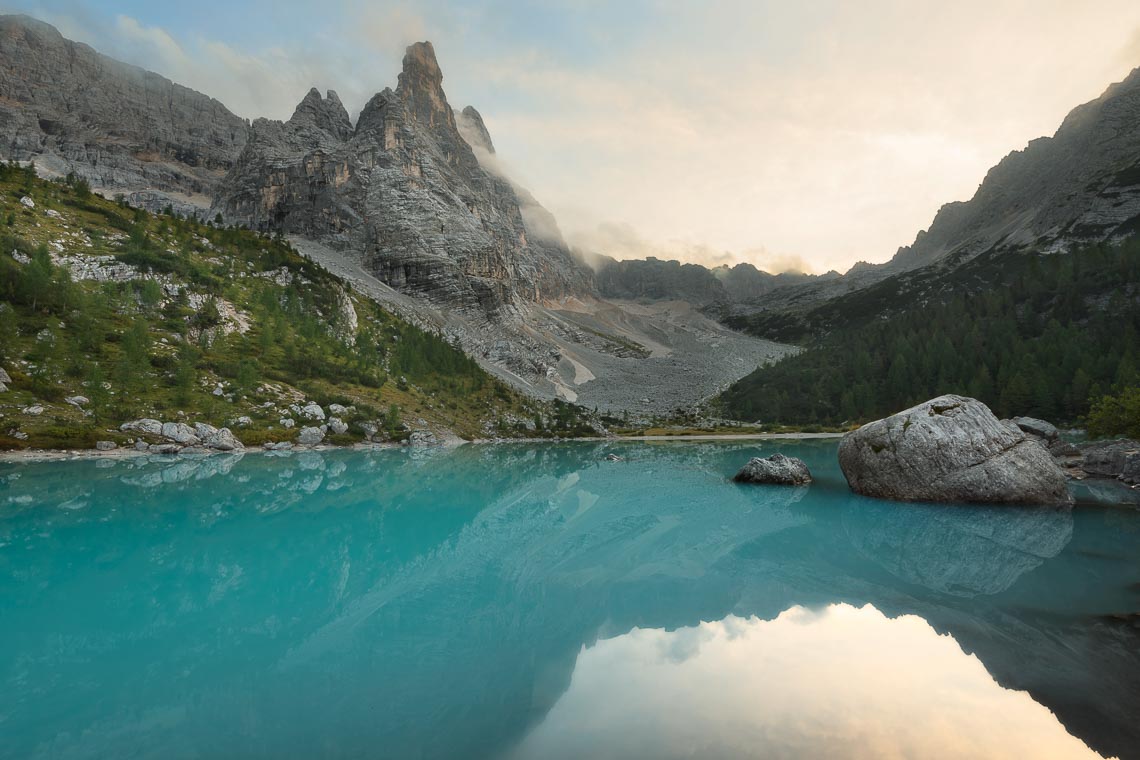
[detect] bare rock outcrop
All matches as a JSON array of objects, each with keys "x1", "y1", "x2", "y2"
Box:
[
  {"x1": 213, "y1": 42, "x2": 592, "y2": 318},
  {"x1": 838, "y1": 395, "x2": 1072, "y2": 506},
  {"x1": 0, "y1": 15, "x2": 248, "y2": 210},
  {"x1": 733, "y1": 453, "x2": 812, "y2": 485}
]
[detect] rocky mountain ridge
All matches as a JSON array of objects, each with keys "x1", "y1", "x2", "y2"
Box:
[
  {"x1": 0, "y1": 15, "x2": 248, "y2": 213},
  {"x1": 0, "y1": 16, "x2": 789, "y2": 413},
  {"x1": 212, "y1": 41, "x2": 592, "y2": 318}
]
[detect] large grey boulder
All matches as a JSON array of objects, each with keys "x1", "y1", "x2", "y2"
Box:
[
  {"x1": 733, "y1": 453, "x2": 812, "y2": 485},
  {"x1": 838, "y1": 395, "x2": 1072, "y2": 505}
]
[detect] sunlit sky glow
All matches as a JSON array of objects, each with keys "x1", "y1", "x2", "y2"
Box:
[{"x1": 6, "y1": 0, "x2": 1140, "y2": 272}]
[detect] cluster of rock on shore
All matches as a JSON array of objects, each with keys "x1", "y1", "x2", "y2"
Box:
[{"x1": 734, "y1": 394, "x2": 1138, "y2": 505}]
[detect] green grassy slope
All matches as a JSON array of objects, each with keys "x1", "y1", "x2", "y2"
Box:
[{"x1": 0, "y1": 164, "x2": 593, "y2": 449}]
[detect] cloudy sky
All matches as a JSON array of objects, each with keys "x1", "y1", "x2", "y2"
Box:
[{"x1": 5, "y1": 1, "x2": 1140, "y2": 273}]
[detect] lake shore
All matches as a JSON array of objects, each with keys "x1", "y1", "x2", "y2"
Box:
[{"x1": 0, "y1": 432, "x2": 848, "y2": 463}]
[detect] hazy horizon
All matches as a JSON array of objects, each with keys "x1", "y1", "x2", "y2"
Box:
[{"x1": 4, "y1": 0, "x2": 1140, "y2": 274}]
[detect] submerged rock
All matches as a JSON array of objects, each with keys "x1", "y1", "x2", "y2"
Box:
[
  {"x1": 838, "y1": 395, "x2": 1072, "y2": 506},
  {"x1": 733, "y1": 454, "x2": 812, "y2": 485}
]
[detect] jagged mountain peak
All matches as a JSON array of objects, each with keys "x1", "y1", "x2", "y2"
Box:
[
  {"x1": 396, "y1": 41, "x2": 454, "y2": 129},
  {"x1": 458, "y1": 106, "x2": 496, "y2": 155},
  {"x1": 288, "y1": 87, "x2": 353, "y2": 140}
]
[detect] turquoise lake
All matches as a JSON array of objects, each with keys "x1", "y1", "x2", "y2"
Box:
[{"x1": 2, "y1": 440, "x2": 1139, "y2": 759}]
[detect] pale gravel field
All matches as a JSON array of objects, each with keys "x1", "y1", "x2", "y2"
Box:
[{"x1": 291, "y1": 237, "x2": 796, "y2": 417}]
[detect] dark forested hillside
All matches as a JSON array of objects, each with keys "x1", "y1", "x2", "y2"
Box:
[{"x1": 720, "y1": 240, "x2": 1140, "y2": 424}]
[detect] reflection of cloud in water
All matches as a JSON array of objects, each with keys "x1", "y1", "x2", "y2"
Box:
[{"x1": 511, "y1": 604, "x2": 1106, "y2": 760}]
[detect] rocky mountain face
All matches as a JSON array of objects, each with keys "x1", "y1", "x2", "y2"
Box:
[
  {"x1": 889, "y1": 66, "x2": 1140, "y2": 272},
  {"x1": 213, "y1": 42, "x2": 592, "y2": 318},
  {"x1": 723, "y1": 65, "x2": 1140, "y2": 329},
  {"x1": 0, "y1": 15, "x2": 248, "y2": 212}
]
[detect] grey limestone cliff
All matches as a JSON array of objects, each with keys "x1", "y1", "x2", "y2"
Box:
[
  {"x1": 0, "y1": 15, "x2": 248, "y2": 211},
  {"x1": 213, "y1": 42, "x2": 592, "y2": 317}
]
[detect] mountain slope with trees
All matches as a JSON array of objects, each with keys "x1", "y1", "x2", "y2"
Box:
[
  {"x1": 0, "y1": 164, "x2": 592, "y2": 449},
  {"x1": 720, "y1": 241, "x2": 1140, "y2": 425}
]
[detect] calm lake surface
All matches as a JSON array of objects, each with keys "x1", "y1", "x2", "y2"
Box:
[{"x1": 2, "y1": 440, "x2": 1139, "y2": 760}]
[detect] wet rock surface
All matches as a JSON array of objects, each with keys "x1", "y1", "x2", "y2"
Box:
[{"x1": 733, "y1": 453, "x2": 812, "y2": 485}]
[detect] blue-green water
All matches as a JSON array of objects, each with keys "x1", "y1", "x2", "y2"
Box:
[{"x1": 1, "y1": 441, "x2": 1139, "y2": 760}]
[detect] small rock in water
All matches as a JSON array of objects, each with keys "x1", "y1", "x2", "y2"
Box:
[
  {"x1": 733, "y1": 453, "x2": 812, "y2": 485},
  {"x1": 605, "y1": 453, "x2": 624, "y2": 462}
]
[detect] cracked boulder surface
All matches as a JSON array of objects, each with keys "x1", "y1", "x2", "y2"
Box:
[{"x1": 838, "y1": 394, "x2": 1073, "y2": 506}]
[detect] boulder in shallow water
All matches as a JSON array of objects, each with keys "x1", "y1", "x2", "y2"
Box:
[
  {"x1": 838, "y1": 395, "x2": 1072, "y2": 505},
  {"x1": 733, "y1": 453, "x2": 812, "y2": 485}
]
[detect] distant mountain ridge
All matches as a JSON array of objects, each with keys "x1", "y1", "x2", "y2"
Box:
[{"x1": 592, "y1": 255, "x2": 831, "y2": 306}]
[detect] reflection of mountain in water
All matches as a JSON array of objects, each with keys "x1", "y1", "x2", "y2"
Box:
[{"x1": 1, "y1": 442, "x2": 1138, "y2": 760}]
